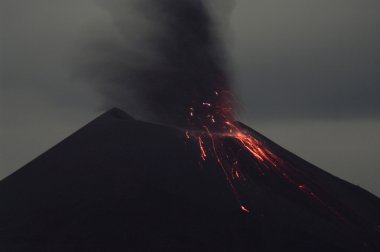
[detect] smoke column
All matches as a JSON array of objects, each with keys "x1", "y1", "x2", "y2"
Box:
[{"x1": 86, "y1": 0, "x2": 233, "y2": 127}]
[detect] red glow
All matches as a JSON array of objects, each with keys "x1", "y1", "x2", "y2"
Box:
[
  {"x1": 240, "y1": 205, "x2": 250, "y2": 213},
  {"x1": 185, "y1": 89, "x2": 348, "y2": 219},
  {"x1": 198, "y1": 137, "x2": 207, "y2": 161}
]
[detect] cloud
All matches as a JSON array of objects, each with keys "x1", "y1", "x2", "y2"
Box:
[{"x1": 230, "y1": 0, "x2": 380, "y2": 120}]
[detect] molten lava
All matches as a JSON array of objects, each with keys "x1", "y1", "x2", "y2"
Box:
[{"x1": 185, "y1": 89, "x2": 347, "y2": 221}]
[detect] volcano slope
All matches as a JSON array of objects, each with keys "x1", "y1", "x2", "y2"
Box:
[{"x1": 0, "y1": 108, "x2": 379, "y2": 251}]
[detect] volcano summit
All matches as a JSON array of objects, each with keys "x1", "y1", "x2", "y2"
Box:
[{"x1": 0, "y1": 108, "x2": 379, "y2": 251}]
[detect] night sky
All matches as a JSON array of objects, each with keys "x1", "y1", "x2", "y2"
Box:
[{"x1": 1, "y1": 0, "x2": 380, "y2": 196}]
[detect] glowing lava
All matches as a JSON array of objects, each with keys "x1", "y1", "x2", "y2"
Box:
[{"x1": 185, "y1": 89, "x2": 347, "y2": 221}]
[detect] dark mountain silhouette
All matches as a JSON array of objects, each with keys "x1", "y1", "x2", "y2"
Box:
[{"x1": 0, "y1": 108, "x2": 379, "y2": 251}]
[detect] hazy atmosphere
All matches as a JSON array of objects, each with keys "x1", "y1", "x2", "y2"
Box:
[{"x1": 1, "y1": 0, "x2": 380, "y2": 195}]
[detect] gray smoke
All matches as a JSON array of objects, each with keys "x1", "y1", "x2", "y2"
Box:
[{"x1": 84, "y1": 0, "x2": 235, "y2": 126}]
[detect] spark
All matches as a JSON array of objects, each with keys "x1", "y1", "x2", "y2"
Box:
[
  {"x1": 185, "y1": 130, "x2": 190, "y2": 139},
  {"x1": 198, "y1": 137, "x2": 207, "y2": 161},
  {"x1": 240, "y1": 205, "x2": 250, "y2": 213},
  {"x1": 185, "y1": 89, "x2": 347, "y2": 221},
  {"x1": 233, "y1": 170, "x2": 240, "y2": 179}
]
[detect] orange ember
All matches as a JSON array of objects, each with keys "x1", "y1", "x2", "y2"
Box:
[
  {"x1": 185, "y1": 89, "x2": 347, "y2": 221},
  {"x1": 240, "y1": 205, "x2": 250, "y2": 213}
]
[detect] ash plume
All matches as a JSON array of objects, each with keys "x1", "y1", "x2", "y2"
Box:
[{"x1": 85, "y1": 0, "x2": 234, "y2": 127}]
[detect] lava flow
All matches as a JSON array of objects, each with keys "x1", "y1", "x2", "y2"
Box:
[{"x1": 185, "y1": 89, "x2": 347, "y2": 222}]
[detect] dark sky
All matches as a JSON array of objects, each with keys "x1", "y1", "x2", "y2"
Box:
[{"x1": 1, "y1": 0, "x2": 380, "y2": 195}]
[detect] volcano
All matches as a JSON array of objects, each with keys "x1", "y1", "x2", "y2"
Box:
[{"x1": 0, "y1": 108, "x2": 379, "y2": 251}]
